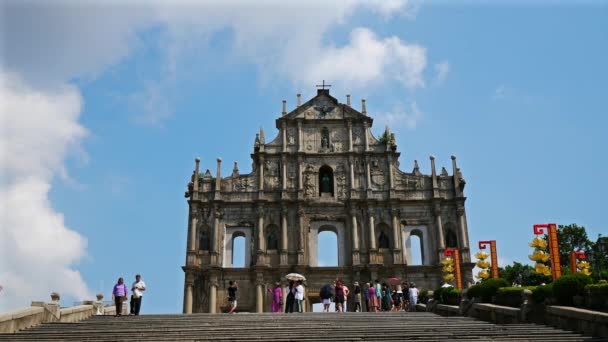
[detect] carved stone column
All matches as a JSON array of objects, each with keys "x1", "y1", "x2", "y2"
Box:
[
  {"x1": 387, "y1": 156, "x2": 394, "y2": 189},
  {"x1": 297, "y1": 208, "x2": 306, "y2": 265},
  {"x1": 281, "y1": 155, "x2": 287, "y2": 192},
  {"x1": 434, "y1": 204, "x2": 445, "y2": 263},
  {"x1": 368, "y1": 208, "x2": 377, "y2": 264},
  {"x1": 457, "y1": 206, "x2": 470, "y2": 261},
  {"x1": 349, "y1": 158, "x2": 355, "y2": 191},
  {"x1": 347, "y1": 120, "x2": 353, "y2": 152},
  {"x1": 280, "y1": 206, "x2": 288, "y2": 265},
  {"x1": 257, "y1": 205, "x2": 265, "y2": 265},
  {"x1": 297, "y1": 158, "x2": 303, "y2": 192},
  {"x1": 211, "y1": 207, "x2": 222, "y2": 266},
  {"x1": 256, "y1": 282, "x2": 264, "y2": 313},
  {"x1": 209, "y1": 278, "x2": 218, "y2": 314},
  {"x1": 351, "y1": 208, "x2": 360, "y2": 265},
  {"x1": 297, "y1": 120, "x2": 303, "y2": 153},
  {"x1": 188, "y1": 206, "x2": 198, "y2": 252},
  {"x1": 214, "y1": 158, "x2": 222, "y2": 200},
  {"x1": 391, "y1": 208, "x2": 402, "y2": 264},
  {"x1": 365, "y1": 157, "x2": 371, "y2": 190},
  {"x1": 282, "y1": 121, "x2": 287, "y2": 152},
  {"x1": 363, "y1": 121, "x2": 369, "y2": 151},
  {"x1": 258, "y1": 155, "x2": 265, "y2": 192},
  {"x1": 184, "y1": 273, "x2": 194, "y2": 314}
]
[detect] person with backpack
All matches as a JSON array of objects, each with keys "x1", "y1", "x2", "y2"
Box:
[{"x1": 284, "y1": 281, "x2": 295, "y2": 313}]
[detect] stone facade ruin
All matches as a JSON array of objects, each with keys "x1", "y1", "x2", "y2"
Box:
[{"x1": 182, "y1": 89, "x2": 473, "y2": 313}]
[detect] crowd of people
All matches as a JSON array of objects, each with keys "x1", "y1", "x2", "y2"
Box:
[
  {"x1": 112, "y1": 274, "x2": 147, "y2": 317},
  {"x1": 229, "y1": 278, "x2": 419, "y2": 314}
]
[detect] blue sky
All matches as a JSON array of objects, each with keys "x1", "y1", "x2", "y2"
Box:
[{"x1": 1, "y1": 1, "x2": 607, "y2": 313}]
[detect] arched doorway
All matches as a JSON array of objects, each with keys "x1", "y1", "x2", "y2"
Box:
[
  {"x1": 402, "y1": 226, "x2": 430, "y2": 265},
  {"x1": 232, "y1": 233, "x2": 246, "y2": 267},
  {"x1": 317, "y1": 230, "x2": 338, "y2": 267}
]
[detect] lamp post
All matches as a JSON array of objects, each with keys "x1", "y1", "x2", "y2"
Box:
[
  {"x1": 444, "y1": 248, "x2": 462, "y2": 290},
  {"x1": 478, "y1": 240, "x2": 499, "y2": 279},
  {"x1": 533, "y1": 223, "x2": 562, "y2": 280}
]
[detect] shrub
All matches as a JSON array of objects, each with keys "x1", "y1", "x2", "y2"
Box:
[
  {"x1": 495, "y1": 286, "x2": 535, "y2": 307},
  {"x1": 585, "y1": 283, "x2": 608, "y2": 295},
  {"x1": 531, "y1": 283, "x2": 553, "y2": 304},
  {"x1": 466, "y1": 278, "x2": 509, "y2": 303},
  {"x1": 552, "y1": 274, "x2": 592, "y2": 306},
  {"x1": 434, "y1": 286, "x2": 461, "y2": 305},
  {"x1": 418, "y1": 289, "x2": 430, "y2": 304},
  {"x1": 585, "y1": 283, "x2": 608, "y2": 311}
]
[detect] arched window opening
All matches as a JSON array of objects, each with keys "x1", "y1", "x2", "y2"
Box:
[
  {"x1": 266, "y1": 224, "x2": 279, "y2": 250},
  {"x1": 445, "y1": 228, "x2": 458, "y2": 249},
  {"x1": 409, "y1": 231, "x2": 423, "y2": 265},
  {"x1": 318, "y1": 165, "x2": 334, "y2": 196},
  {"x1": 377, "y1": 223, "x2": 391, "y2": 249},
  {"x1": 198, "y1": 226, "x2": 210, "y2": 251},
  {"x1": 317, "y1": 230, "x2": 338, "y2": 267},
  {"x1": 232, "y1": 233, "x2": 246, "y2": 267}
]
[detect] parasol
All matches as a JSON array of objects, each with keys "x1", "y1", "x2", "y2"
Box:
[
  {"x1": 285, "y1": 273, "x2": 306, "y2": 281},
  {"x1": 386, "y1": 277, "x2": 401, "y2": 286}
]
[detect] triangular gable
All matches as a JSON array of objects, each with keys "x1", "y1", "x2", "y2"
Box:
[{"x1": 279, "y1": 89, "x2": 372, "y2": 123}]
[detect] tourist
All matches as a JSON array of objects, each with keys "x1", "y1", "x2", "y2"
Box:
[
  {"x1": 342, "y1": 282, "x2": 349, "y2": 312},
  {"x1": 320, "y1": 283, "x2": 333, "y2": 313},
  {"x1": 367, "y1": 282, "x2": 378, "y2": 312},
  {"x1": 268, "y1": 282, "x2": 283, "y2": 313},
  {"x1": 295, "y1": 280, "x2": 305, "y2": 313},
  {"x1": 409, "y1": 283, "x2": 419, "y2": 312},
  {"x1": 394, "y1": 285, "x2": 403, "y2": 312},
  {"x1": 402, "y1": 282, "x2": 410, "y2": 311},
  {"x1": 285, "y1": 281, "x2": 295, "y2": 313},
  {"x1": 130, "y1": 274, "x2": 146, "y2": 316},
  {"x1": 112, "y1": 277, "x2": 128, "y2": 317},
  {"x1": 374, "y1": 280, "x2": 382, "y2": 310},
  {"x1": 334, "y1": 280, "x2": 345, "y2": 313},
  {"x1": 362, "y1": 283, "x2": 370, "y2": 312},
  {"x1": 353, "y1": 282, "x2": 362, "y2": 312},
  {"x1": 381, "y1": 283, "x2": 392, "y2": 311},
  {"x1": 228, "y1": 280, "x2": 238, "y2": 314}
]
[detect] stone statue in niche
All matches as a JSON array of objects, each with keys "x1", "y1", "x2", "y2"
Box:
[
  {"x1": 267, "y1": 231, "x2": 279, "y2": 250},
  {"x1": 321, "y1": 127, "x2": 330, "y2": 149},
  {"x1": 378, "y1": 230, "x2": 390, "y2": 249},
  {"x1": 304, "y1": 173, "x2": 315, "y2": 197},
  {"x1": 320, "y1": 173, "x2": 331, "y2": 193}
]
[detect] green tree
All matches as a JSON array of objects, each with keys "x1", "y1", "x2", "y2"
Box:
[
  {"x1": 499, "y1": 262, "x2": 551, "y2": 286},
  {"x1": 556, "y1": 224, "x2": 593, "y2": 272}
]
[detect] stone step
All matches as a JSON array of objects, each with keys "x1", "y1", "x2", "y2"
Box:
[{"x1": 0, "y1": 312, "x2": 600, "y2": 341}]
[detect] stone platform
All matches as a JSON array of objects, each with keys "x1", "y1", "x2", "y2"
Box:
[{"x1": 0, "y1": 312, "x2": 601, "y2": 341}]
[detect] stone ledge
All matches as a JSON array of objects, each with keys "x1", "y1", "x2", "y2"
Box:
[
  {"x1": 472, "y1": 303, "x2": 520, "y2": 316},
  {"x1": 545, "y1": 305, "x2": 608, "y2": 338}
]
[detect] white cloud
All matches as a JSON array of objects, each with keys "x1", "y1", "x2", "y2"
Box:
[
  {"x1": 434, "y1": 61, "x2": 450, "y2": 85},
  {"x1": 0, "y1": 71, "x2": 90, "y2": 310},
  {"x1": 298, "y1": 28, "x2": 426, "y2": 91},
  {"x1": 492, "y1": 85, "x2": 508, "y2": 100},
  {"x1": 376, "y1": 102, "x2": 423, "y2": 130}
]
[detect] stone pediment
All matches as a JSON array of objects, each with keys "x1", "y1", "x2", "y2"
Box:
[{"x1": 278, "y1": 89, "x2": 372, "y2": 124}]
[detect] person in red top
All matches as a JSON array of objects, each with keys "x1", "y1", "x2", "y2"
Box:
[{"x1": 334, "y1": 280, "x2": 345, "y2": 313}]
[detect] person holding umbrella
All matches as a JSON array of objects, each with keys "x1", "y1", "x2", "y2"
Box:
[{"x1": 284, "y1": 281, "x2": 295, "y2": 313}]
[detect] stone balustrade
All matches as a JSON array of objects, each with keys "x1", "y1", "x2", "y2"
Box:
[{"x1": 0, "y1": 293, "x2": 114, "y2": 333}]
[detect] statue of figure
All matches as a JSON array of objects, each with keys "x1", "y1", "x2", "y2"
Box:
[
  {"x1": 304, "y1": 174, "x2": 315, "y2": 197},
  {"x1": 320, "y1": 173, "x2": 331, "y2": 193},
  {"x1": 321, "y1": 128, "x2": 330, "y2": 148},
  {"x1": 378, "y1": 231, "x2": 390, "y2": 249}
]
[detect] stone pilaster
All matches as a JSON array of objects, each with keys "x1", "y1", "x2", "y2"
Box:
[
  {"x1": 434, "y1": 204, "x2": 445, "y2": 263},
  {"x1": 256, "y1": 281, "x2": 264, "y2": 313},
  {"x1": 363, "y1": 121, "x2": 369, "y2": 151},
  {"x1": 347, "y1": 120, "x2": 353, "y2": 152},
  {"x1": 209, "y1": 278, "x2": 218, "y2": 314},
  {"x1": 188, "y1": 206, "x2": 198, "y2": 253},
  {"x1": 280, "y1": 206, "x2": 288, "y2": 265},
  {"x1": 391, "y1": 208, "x2": 402, "y2": 264},
  {"x1": 184, "y1": 273, "x2": 194, "y2": 314},
  {"x1": 256, "y1": 205, "x2": 265, "y2": 265},
  {"x1": 211, "y1": 207, "x2": 222, "y2": 266},
  {"x1": 297, "y1": 208, "x2": 306, "y2": 265},
  {"x1": 214, "y1": 158, "x2": 222, "y2": 200},
  {"x1": 350, "y1": 208, "x2": 360, "y2": 265}
]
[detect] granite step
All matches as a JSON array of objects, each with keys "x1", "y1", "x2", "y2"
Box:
[{"x1": 0, "y1": 312, "x2": 600, "y2": 341}]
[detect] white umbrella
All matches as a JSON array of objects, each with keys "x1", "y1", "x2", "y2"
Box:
[
  {"x1": 285, "y1": 273, "x2": 306, "y2": 281},
  {"x1": 441, "y1": 283, "x2": 453, "y2": 288}
]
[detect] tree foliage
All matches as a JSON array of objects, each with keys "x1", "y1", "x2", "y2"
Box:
[
  {"x1": 556, "y1": 224, "x2": 593, "y2": 271},
  {"x1": 499, "y1": 262, "x2": 551, "y2": 286}
]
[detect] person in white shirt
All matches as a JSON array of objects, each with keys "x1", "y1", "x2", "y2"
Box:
[
  {"x1": 294, "y1": 280, "x2": 305, "y2": 313},
  {"x1": 130, "y1": 274, "x2": 146, "y2": 315}
]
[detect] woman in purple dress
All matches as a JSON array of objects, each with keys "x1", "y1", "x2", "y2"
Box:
[
  {"x1": 269, "y1": 282, "x2": 283, "y2": 313},
  {"x1": 112, "y1": 277, "x2": 128, "y2": 317}
]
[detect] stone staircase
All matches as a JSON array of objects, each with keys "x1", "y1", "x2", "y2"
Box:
[{"x1": 0, "y1": 312, "x2": 600, "y2": 341}]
